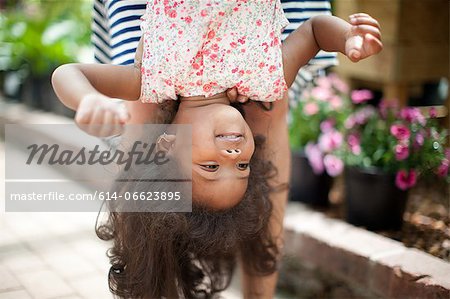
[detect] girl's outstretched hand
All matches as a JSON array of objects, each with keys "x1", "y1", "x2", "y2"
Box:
[
  {"x1": 345, "y1": 13, "x2": 383, "y2": 62},
  {"x1": 75, "y1": 94, "x2": 130, "y2": 137}
]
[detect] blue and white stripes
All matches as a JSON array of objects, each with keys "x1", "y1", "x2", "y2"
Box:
[
  {"x1": 92, "y1": 0, "x2": 146, "y2": 65},
  {"x1": 280, "y1": 0, "x2": 338, "y2": 98},
  {"x1": 282, "y1": 0, "x2": 338, "y2": 67}
]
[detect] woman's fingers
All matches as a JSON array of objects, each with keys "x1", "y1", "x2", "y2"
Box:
[
  {"x1": 237, "y1": 95, "x2": 249, "y2": 103},
  {"x1": 226, "y1": 87, "x2": 249, "y2": 103},
  {"x1": 226, "y1": 88, "x2": 238, "y2": 102}
]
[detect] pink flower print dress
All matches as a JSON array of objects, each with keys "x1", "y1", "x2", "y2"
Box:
[{"x1": 140, "y1": 0, "x2": 289, "y2": 103}]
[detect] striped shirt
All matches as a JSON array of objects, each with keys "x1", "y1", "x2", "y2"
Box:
[
  {"x1": 280, "y1": 0, "x2": 338, "y2": 97},
  {"x1": 92, "y1": 0, "x2": 146, "y2": 65},
  {"x1": 91, "y1": 0, "x2": 337, "y2": 96}
]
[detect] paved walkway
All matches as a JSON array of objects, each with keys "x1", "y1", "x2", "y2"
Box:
[{"x1": 0, "y1": 139, "x2": 112, "y2": 299}]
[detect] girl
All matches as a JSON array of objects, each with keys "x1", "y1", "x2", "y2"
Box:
[{"x1": 52, "y1": 1, "x2": 382, "y2": 297}]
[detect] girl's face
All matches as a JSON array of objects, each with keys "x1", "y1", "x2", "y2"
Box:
[{"x1": 172, "y1": 101, "x2": 255, "y2": 210}]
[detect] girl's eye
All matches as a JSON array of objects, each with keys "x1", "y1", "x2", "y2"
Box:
[
  {"x1": 200, "y1": 165, "x2": 219, "y2": 172},
  {"x1": 237, "y1": 163, "x2": 249, "y2": 171}
]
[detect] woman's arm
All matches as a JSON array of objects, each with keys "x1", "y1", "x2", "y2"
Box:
[
  {"x1": 282, "y1": 13, "x2": 382, "y2": 87},
  {"x1": 240, "y1": 95, "x2": 290, "y2": 298}
]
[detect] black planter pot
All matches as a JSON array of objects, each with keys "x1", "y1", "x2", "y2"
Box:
[
  {"x1": 344, "y1": 166, "x2": 408, "y2": 231},
  {"x1": 290, "y1": 150, "x2": 332, "y2": 207}
]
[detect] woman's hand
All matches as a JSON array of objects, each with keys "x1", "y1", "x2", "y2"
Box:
[
  {"x1": 345, "y1": 13, "x2": 383, "y2": 62},
  {"x1": 226, "y1": 87, "x2": 249, "y2": 104}
]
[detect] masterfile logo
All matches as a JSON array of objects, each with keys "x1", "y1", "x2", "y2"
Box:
[{"x1": 4, "y1": 124, "x2": 192, "y2": 212}]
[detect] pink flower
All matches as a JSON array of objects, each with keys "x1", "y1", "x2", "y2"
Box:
[
  {"x1": 323, "y1": 154, "x2": 344, "y2": 177},
  {"x1": 390, "y1": 124, "x2": 410, "y2": 140},
  {"x1": 344, "y1": 116, "x2": 355, "y2": 129},
  {"x1": 311, "y1": 86, "x2": 332, "y2": 101},
  {"x1": 429, "y1": 107, "x2": 437, "y2": 118},
  {"x1": 346, "y1": 106, "x2": 375, "y2": 128},
  {"x1": 207, "y1": 30, "x2": 215, "y2": 39},
  {"x1": 395, "y1": 143, "x2": 409, "y2": 161},
  {"x1": 202, "y1": 83, "x2": 212, "y2": 92},
  {"x1": 361, "y1": 106, "x2": 375, "y2": 122},
  {"x1": 315, "y1": 76, "x2": 332, "y2": 89},
  {"x1": 319, "y1": 130, "x2": 343, "y2": 153},
  {"x1": 320, "y1": 119, "x2": 335, "y2": 133},
  {"x1": 430, "y1": 128, "x2": 440, "y2": 140},
  {"x1": 413, "y1": 132, "x2": 424, "y2": 149},
  {"x1": 168, "y1": 10, "x2": 177, "y2": 18},
  {"x1": 300, "y1": 89, "x2": 310, "y2": 99},
  {"x1": 395, "y1": 169, "x2": 417, "y2": 190},
  {"x1": 303, "y1": 102, "x2": 319, "y2": 115},
  {"x1": 347, "y1": 133, "x2": 361, "y2": 155},
  {"x1": 329, "y1": 95, "x2": 343, "y2": 110},
  {"x1": 328, "y1": 73, "x2": 349, "y2": 94},
  {"x1": 351, "y1": 89, "x2": 373, "y2": 104},
  {"x1": 305, "y1": 143, "x2": 324, "y2": 175},
  {"x1": 379, "y1": 99, "x2": 399, "y2": 118},
  {"x1": 436, "y1": 159, "x2": 449, "y2": 177},
  {"x1": 400, "y1": 107, "x2": 426, "y2": 126}
]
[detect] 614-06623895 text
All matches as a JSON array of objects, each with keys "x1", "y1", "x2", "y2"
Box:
[{"x1": 9, "y1": 191, "x2": 182, "y2": 201}]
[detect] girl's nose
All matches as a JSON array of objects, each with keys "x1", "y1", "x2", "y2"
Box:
[{"x1": 221, "y1": 149, "x2": 241, "y2": 159}]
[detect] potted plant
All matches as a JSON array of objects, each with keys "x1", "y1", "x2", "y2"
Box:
[
  {"x1": 340, "y1": 92, "x2": 449, "y2": 230},
  {"x1": 288, "y1": 74, "x2": 351, "y2": 206},
  {"x1": 0, "y1": 1, "x2": 90, "y2": 115}
]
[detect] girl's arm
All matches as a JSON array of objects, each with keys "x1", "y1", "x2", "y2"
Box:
[
  {"x1": 282, "y1": 13, "x2": 382, "y2": 87},
  {"x1": 52, "y1": 63, "x2": 141, "y2": 136},
  {"x1": 52, "y1": 56, "x2": 146, "y2": 136},
  {"x1": 52, "y1": 63, "x2": 141, "y2": 110}
]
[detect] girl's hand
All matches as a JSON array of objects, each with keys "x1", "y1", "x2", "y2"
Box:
[
  {"x1": 345, "y1": 13, "x2": 383, "y2": 62},
  {"x1": 75, "y1": 94, "x2": 130, "y2": 137}
]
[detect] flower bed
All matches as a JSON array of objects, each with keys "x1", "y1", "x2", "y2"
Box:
[{"x1": 289, "y1": 72, "x2": 449, "y2": 230}]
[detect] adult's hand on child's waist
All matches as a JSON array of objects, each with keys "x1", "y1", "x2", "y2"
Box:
[{"x1": 226, "y1": 87, "x2": 249, "y2": 104}]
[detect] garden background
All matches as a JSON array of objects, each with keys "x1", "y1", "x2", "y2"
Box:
[{"x1": 0, "y1": 0, "x2": 449, "y2": 298}]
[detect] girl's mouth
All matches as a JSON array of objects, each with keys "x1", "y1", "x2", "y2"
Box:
[{"x1": 216, "y1": 133, "x2": 243, "y2": 142}]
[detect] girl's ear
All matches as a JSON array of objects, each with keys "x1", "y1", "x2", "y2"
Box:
[{"x1": 156, "y1": 133, "x2": 176, "y2": 154}]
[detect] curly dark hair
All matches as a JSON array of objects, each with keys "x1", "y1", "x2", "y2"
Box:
[{"x1": 96, "y1": 101, "x2": 280, "y2": 298}]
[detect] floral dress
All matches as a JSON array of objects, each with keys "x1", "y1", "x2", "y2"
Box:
[{"x1": 140, "y1": 0, "x2": 289, "y2": 103}]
